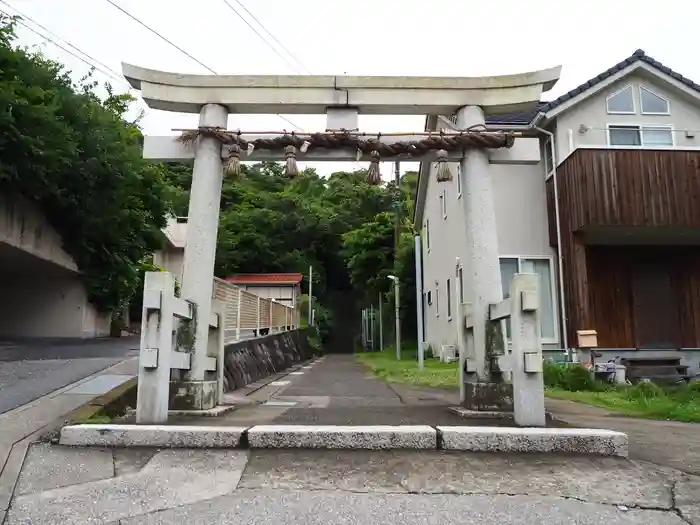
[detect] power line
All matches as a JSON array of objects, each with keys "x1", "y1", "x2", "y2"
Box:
[
  {"x1": 0, "y1": 0, "x2": 127, "y2": 85},
  {"x1": 104, "y1": 0, "x2": 304, "y2": 131},
  {"x1": 0, "y1": 7, "x2": 131, "y2": 89},
  {"x1": 104, "y1": 0, "x2": 217, "y2": 74},
  {"x1": 220, "y1": 0, "x2": 310, "y2": 75}
]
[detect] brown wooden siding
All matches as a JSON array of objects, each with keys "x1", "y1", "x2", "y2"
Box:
[
  {"x1": 548, "y1": 149, "x2": 700, "y2": 348},
  {"x1": 584, "y1": 247, "x2": 700, "y2": 348},
  {"x1": 555, "y1": 149, "x2": 700, "y2": 229}
]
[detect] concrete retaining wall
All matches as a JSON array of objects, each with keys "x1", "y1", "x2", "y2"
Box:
[{"x1": 222, "y1": 329, "x2": 312, "y2": 392}]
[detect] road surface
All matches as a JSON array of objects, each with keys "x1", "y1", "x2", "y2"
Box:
[{"x1": 0, "y1": 337, "x2": 139, "y2": 415}]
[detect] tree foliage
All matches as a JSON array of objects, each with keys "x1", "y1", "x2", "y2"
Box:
[
  {"x1": 164, "y1": 160, "x2": 418, "y2": 343},
  {"x1": 0, "y1": 17, "x2": 170, "y2": 311}
]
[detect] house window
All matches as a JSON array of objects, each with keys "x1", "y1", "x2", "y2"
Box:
[
  {"x1": 446, "y1": 278, "x2": 452, "y2": 320},
  {"x1": 456, "y1": 164, "x2": 462, "y2": 197},
  {"x1": 458, "y1": 266, "x2": 464, "y2": 304},
  {"x1": 427, "y1": 290, "x2": 432, "y2": 305},
  {"x1": 544, "y1": 138, "x2": 554, "y2": 175},
  {"x1": 640, "y1": 86, "x2": 670, "y2": 115},
  {"x1": 499, "y1": 257, "x2": 557, "y2": 342},
  {"x1": 435, "y1": 282, "x2": 440, "y2": 316},
  {"x1": 606, "y1": 85, "x2": 634, "y2": 114},
  {"x1": 608, "y1": 125, "x2": 673, "y2": 147},
  {"x1": 425, "y1": 220, "x2": 430, "y2": 251},
  {"x1": 440, "y1": 190, "x2": 447, "y2": 219}
]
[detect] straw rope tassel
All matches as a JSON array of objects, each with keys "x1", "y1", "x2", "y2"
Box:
[
  {"x1": 224, "y1": 144, "x2": 242, "y2": 177},
  {"x1": 366, "y1": 151, "x2": 382, "y2": 185},
  {"x1": 284, "y1": 145, "x2": 299, "y2": 177},
  {"x1": 435, "y1": 149, "x2": 452, "y2": 182}
]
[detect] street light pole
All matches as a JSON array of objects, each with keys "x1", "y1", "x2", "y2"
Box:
[{"x1": 388, "y1": 275, "x2": 401, "y2": 360}]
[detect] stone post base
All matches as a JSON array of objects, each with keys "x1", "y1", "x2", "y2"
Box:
[
  {"x1": 169, "y1": 380, "x2": 218, "y2": 411},
  {"x1": 462, "y1": 381, "x2": 514, "y2": 412}
]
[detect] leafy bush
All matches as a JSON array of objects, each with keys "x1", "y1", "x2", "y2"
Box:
[
  {"x1": 544, "y1": 361, "x2": 599, "y2": 392},
  {"x1": 626, "y1": 380, "x2": 665, "y2": 401},
  {"x1": 543, "y1": 360, "x2": 566, "y2": 388},
  {"x1": 565, "y1": 364, "x2": 598, "y2": 391}
]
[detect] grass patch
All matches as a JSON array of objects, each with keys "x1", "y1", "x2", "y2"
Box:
[
  {"x1": 355, "y1": 344, "x2": 459, "y2": 389},
  {"x1": 544, "y1": 361, "x2": 700, "y2": 423}
]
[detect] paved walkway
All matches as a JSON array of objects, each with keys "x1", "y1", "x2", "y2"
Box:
[
  {"x1": 546, "y1": 397, "x2": 700, "y2": 475},
  {"x1": 3, "y1": 445, "x2": 698, "y2": 524},
  {"x1": 213, "y1": 354, "x2": 494, "y2": 427}
]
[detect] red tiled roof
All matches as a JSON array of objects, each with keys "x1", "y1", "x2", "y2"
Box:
[{"x1": 225, "y1": 273, "x2": 303, "y2": 285}]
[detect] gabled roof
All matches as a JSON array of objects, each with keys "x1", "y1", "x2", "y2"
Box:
[
  {"x1": 538, "y1": 49, "x2": 700, "y2": 115},
  {"x1": 484, "y1": 49, "x2": 700, "y2": 126},
  {"x1": 226, "y1": 273, "x2": 303, "y2": 285}
]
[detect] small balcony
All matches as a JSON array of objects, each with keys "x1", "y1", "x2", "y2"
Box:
[{"x1": 547, "y1": 148, "x2": 700, "y2": 245}]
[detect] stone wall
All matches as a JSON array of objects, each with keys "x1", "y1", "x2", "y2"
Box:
[{"x1": 222, "y1": 329, "x2": 312, "y2": 392}]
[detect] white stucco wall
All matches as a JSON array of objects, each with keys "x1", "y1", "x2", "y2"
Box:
[
  {"x1": 553, "y1": 72, "x2": 700, "y2": 164},
  {"x1": 236, "y1": 284, "x2": 297, "y2": 307},
  {"x1": 153, "y1": 248, "x2": 184, "y2": 283},
  {"x1": 420, "y1": 149, "x2": 558, "y2": 354}
]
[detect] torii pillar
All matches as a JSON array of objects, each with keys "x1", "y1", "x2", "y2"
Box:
[
  {"x1": 456, "y1": 105, "x2": 510, "y2": 409},
  {"x1": 178, "y1": 103, "x2": 228, "y2": 409}
]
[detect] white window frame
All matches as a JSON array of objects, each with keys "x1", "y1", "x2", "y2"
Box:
[
  {"x1": 543, "y1": 137, "x2": 554, "y2": 178},
  {"x1": 435, "y1": 281, "x2": 440, "y2": 317},
  {"x1": 639, "y1": 85, "x2": 671, "y2": 116},
  {"x1": 440, "y1": 189, "x2": 447, "y2": 219},
  {"x1": 605, "y1": 84, "x2": 635, "y2": 115},
  {"x1": 456, "y1": 164, "x2": 462, "y2": 198},
  {"x1": 425, "y1": 219, "x2": 430, "y2": 252},
  {"x1": 498, "y1": 255, "x2": 559, "y2": 344},
  {"x1": 457, "y1": 266, "x2": 464, "y2": 304},
  {"x1": 606, "y1": 123, "x2": 675, "y2": 148},
  {"x1": 446, "y1": 278, "x2": 452, "y2": 321}
]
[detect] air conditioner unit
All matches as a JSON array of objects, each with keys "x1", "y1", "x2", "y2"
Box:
[{"x1": 440, "y1": 344, "x2": 457, "y2": 363}]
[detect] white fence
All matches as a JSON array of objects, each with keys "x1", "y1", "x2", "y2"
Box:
[
  {"x1": 212, "y1": 277, "x2": 298, "y2": 343},
  {"x1": 458, "y1": 273, "x2": 546, "y2": 426}
]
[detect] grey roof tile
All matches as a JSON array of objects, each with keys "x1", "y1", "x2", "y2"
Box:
[{"x1": 484, "y1": 49, "x2": 700, "y2": 126}]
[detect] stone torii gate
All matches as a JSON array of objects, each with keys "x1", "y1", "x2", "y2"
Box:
[{"x1": 123, "y1": 62, "x2": 561, "y2": 416}]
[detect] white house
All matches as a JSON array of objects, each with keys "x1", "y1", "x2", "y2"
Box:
[{"x1": 414, "y1": 49, "x2": 700, "y2": 377}]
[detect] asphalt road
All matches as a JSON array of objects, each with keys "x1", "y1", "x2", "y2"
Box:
[{"x1": 0, "y1": 337, "x2": 139, "y2": 415}]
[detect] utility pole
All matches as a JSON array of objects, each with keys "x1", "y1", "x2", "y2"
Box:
[
  {"x1": 308, "y1": 265, "x2": 313, "y2": 326},
  {"x1": 393, "y1": 161, "x2": 401, "y2": 357},
  {"x1": 378, "y1": 292, "x2": 383, "y2": 352}
]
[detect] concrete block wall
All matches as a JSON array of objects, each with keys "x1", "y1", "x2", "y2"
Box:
[{"x1": 222, "y1": 329, "x2": 313, "y2": 391}]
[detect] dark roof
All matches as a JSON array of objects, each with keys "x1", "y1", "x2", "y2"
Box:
[
  {"x1": 226, "y1": 273, "x2": 303, "y2": 285},
  {"x1": 485, "y1": 102, "x2": 548, "y2": 125},
  {"x1": 485, "y1": 49, "x2": 700, "y2": 126}
]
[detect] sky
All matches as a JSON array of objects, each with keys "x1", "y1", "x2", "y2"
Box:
[{"x1": 3, "y1": 0, "x2": 700, "y2": 178}]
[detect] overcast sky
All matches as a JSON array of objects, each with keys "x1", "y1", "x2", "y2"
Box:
[{"x1": 3, "y1": 0, "x2": 699, "y2": 177}]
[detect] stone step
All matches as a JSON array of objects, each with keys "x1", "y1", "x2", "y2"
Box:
[{"x1": 58, "y1": 423, "x2": 628, "y2": 457}]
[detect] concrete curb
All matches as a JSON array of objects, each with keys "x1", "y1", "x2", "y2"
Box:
[
  {"x1": 59, "y1": 423, "x2": 628, "y2": 456},
  {"x1": 60, "y1": 424, "x2": 247, "y2": 448},
  {"x1": 247, "y1": 425, "x2": 436, "y2": 449},
  {"x1": 438, "y1": 426, "x2": 628, "y2": 457}
]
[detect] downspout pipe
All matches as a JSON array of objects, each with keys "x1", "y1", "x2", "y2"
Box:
[{"x1": 533, "y1": 124, "x2": 569, "y2": 356}]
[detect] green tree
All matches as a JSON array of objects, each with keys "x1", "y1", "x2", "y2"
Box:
[{"x1": 0, "y1": 16, "x2": 170, "y2": 311}]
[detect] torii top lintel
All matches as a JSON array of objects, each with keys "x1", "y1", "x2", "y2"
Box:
[{"x1": 122, "y1": 63, "x2": 562, "y2": 116}]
